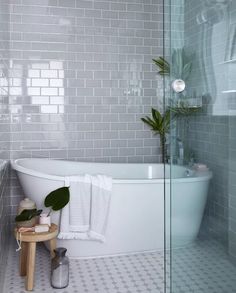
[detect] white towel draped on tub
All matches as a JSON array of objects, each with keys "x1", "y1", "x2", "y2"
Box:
[{"x1": 58, "y1": 174, "x2": 112, "y2": 242}]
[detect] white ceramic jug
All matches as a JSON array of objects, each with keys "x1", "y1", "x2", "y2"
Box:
[{"x1": 17, "y1": 198, "x2": 37, "y2": 228}]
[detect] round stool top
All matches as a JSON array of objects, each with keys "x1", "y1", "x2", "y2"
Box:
[{"x1": 14, "y1": 223, "x2": 58, "y2": 242}]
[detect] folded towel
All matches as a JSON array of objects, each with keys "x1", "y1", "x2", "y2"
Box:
[
  {"x1": 67, "y1": 175, "x2": 91, "y2": 232},
  {"x1": 89, "y1": 175, "x2": 113, "y2": 241},
  {"x1": 58, "y1": 174, "x2": 112, "y2": 242}
]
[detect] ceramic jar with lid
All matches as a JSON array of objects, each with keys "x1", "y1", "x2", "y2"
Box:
[{"x1": 17, "y1": 198, "x2": 37, "y2": 228}]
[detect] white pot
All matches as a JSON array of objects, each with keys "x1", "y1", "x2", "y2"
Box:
[{"x1": 39, "y1": 213, "x2": 51, "y2": 226}]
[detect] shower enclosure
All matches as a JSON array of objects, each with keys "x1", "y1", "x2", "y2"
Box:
[{"x1": 165, "y1": 0, "x2": 236, "y2": 292}]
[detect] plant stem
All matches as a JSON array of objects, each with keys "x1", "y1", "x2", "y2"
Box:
[
  {"x1": 47, "y1": 208, "x2": 52, "y2": 217},
  {"x1": 160, "y1": 134, "x2": 166, "y2": 164}
]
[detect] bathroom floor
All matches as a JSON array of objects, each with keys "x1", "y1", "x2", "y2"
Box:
[{"x1": 3, "y1": 238, "x2": 236, "y2": 293}]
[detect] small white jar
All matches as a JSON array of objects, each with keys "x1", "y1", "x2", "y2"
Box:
[{"x1": 39, "y1": 213, "x2": 51, "y2": 226}]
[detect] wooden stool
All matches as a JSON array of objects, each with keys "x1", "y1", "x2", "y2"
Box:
[{"x1": 14, "y1": 223, "x2": 58, "y2": 291}]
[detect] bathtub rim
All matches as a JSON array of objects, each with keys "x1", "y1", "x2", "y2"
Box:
[{"x1": 11, "y1": 158, "x2": 212, "y2": 184}]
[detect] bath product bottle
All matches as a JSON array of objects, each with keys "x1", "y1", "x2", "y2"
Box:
[
  {"x1": 51, "y1": 247, "x2": 69, "y2": 289},
  {"x1": 17, "y1": 198, "x2": 37, "y2": 228}
]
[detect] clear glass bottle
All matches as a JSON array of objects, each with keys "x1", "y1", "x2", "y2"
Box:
[{"x1": 51, "y1": 247, "x2": 69, "y2": 289}]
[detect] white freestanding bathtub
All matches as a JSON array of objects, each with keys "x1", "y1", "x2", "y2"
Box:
[{"x1": 12, "y1": 158, "x2": 212, "y2": 258}]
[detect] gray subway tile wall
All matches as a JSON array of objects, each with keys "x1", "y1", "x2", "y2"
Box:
[
  {"x1": 184, "y1": 0, "x2": 229, "y2": 242},
  {"x1": 6, "y1": 0, "x2": 164, "y2": 218},
  {"x1": 188, "y1": 115, "x2": 229, "y2": 243},
  {"x1": 0, "y1": 161, "x2": 10, "y2": 287},
  {"x1": 228, "y1": 2, "x2": 236, "y2": 263},
  {"x1": 184, "y1": 0, "x2": 236, "y2": 259},
  {"x1": 229, "y1": 115, "x2": 236, "y2": 262},
  {"x1": 0, "y1": 0, "x2": 10, "y2": 286}
]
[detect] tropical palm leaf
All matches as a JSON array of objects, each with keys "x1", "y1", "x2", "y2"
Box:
[
  {"x1": 153, "y1": 48, "x2": 194, "y2": 80},
  {"x1": 141, "y1": 117, "x2": 156, "y2": 130},
  {"x1": 141, "y1": 108, "x2": 171, "y2": 163},
  {"x1": 152, "y1": 57, "x2": 170, "y2": 76},
  {"x1": 142, "y1": 110, "x2": 160, "y2": 132}
]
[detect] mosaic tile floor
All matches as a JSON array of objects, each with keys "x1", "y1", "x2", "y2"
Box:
[
  {"x1": 3, "y1": 238, "x2": 236, "y2": 293},
  {"x1": 171, "y1": 239, "x2": 236, "y2": 293}
]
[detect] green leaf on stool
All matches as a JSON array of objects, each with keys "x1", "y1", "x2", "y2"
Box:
[
  {"x1": 15, "y1": 209, "x2": 42, "y2": 222},
  {"x1": 44, "y1": 187, "x2": 70, "y2": 211}
]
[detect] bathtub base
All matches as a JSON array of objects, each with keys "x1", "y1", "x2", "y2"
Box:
[
  {"x1": 51, "y1": 183, "x2": 165, "y2": 258},
  {"x1": 52, "y1": 240, "x2": 163, "y2": 258}
]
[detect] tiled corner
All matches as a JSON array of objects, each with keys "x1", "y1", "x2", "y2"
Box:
[{"x1": 181, "y1": 0, "x2": 236, "y2": 260}]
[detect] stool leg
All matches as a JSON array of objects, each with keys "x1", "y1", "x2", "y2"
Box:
[
  {"x1": 20, "y1": 242, "x2": 27, "y2": 276},
  {"x1": 49, "y1": 238, "x2": 56, "y2": 258},
  {"x1": 26, "y1": 242, "x2": 36, "y2": 291}
]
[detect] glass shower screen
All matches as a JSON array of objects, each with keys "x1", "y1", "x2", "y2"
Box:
[{"x1": 164, "y1": 0, "x2": 236, "y2": 292}]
